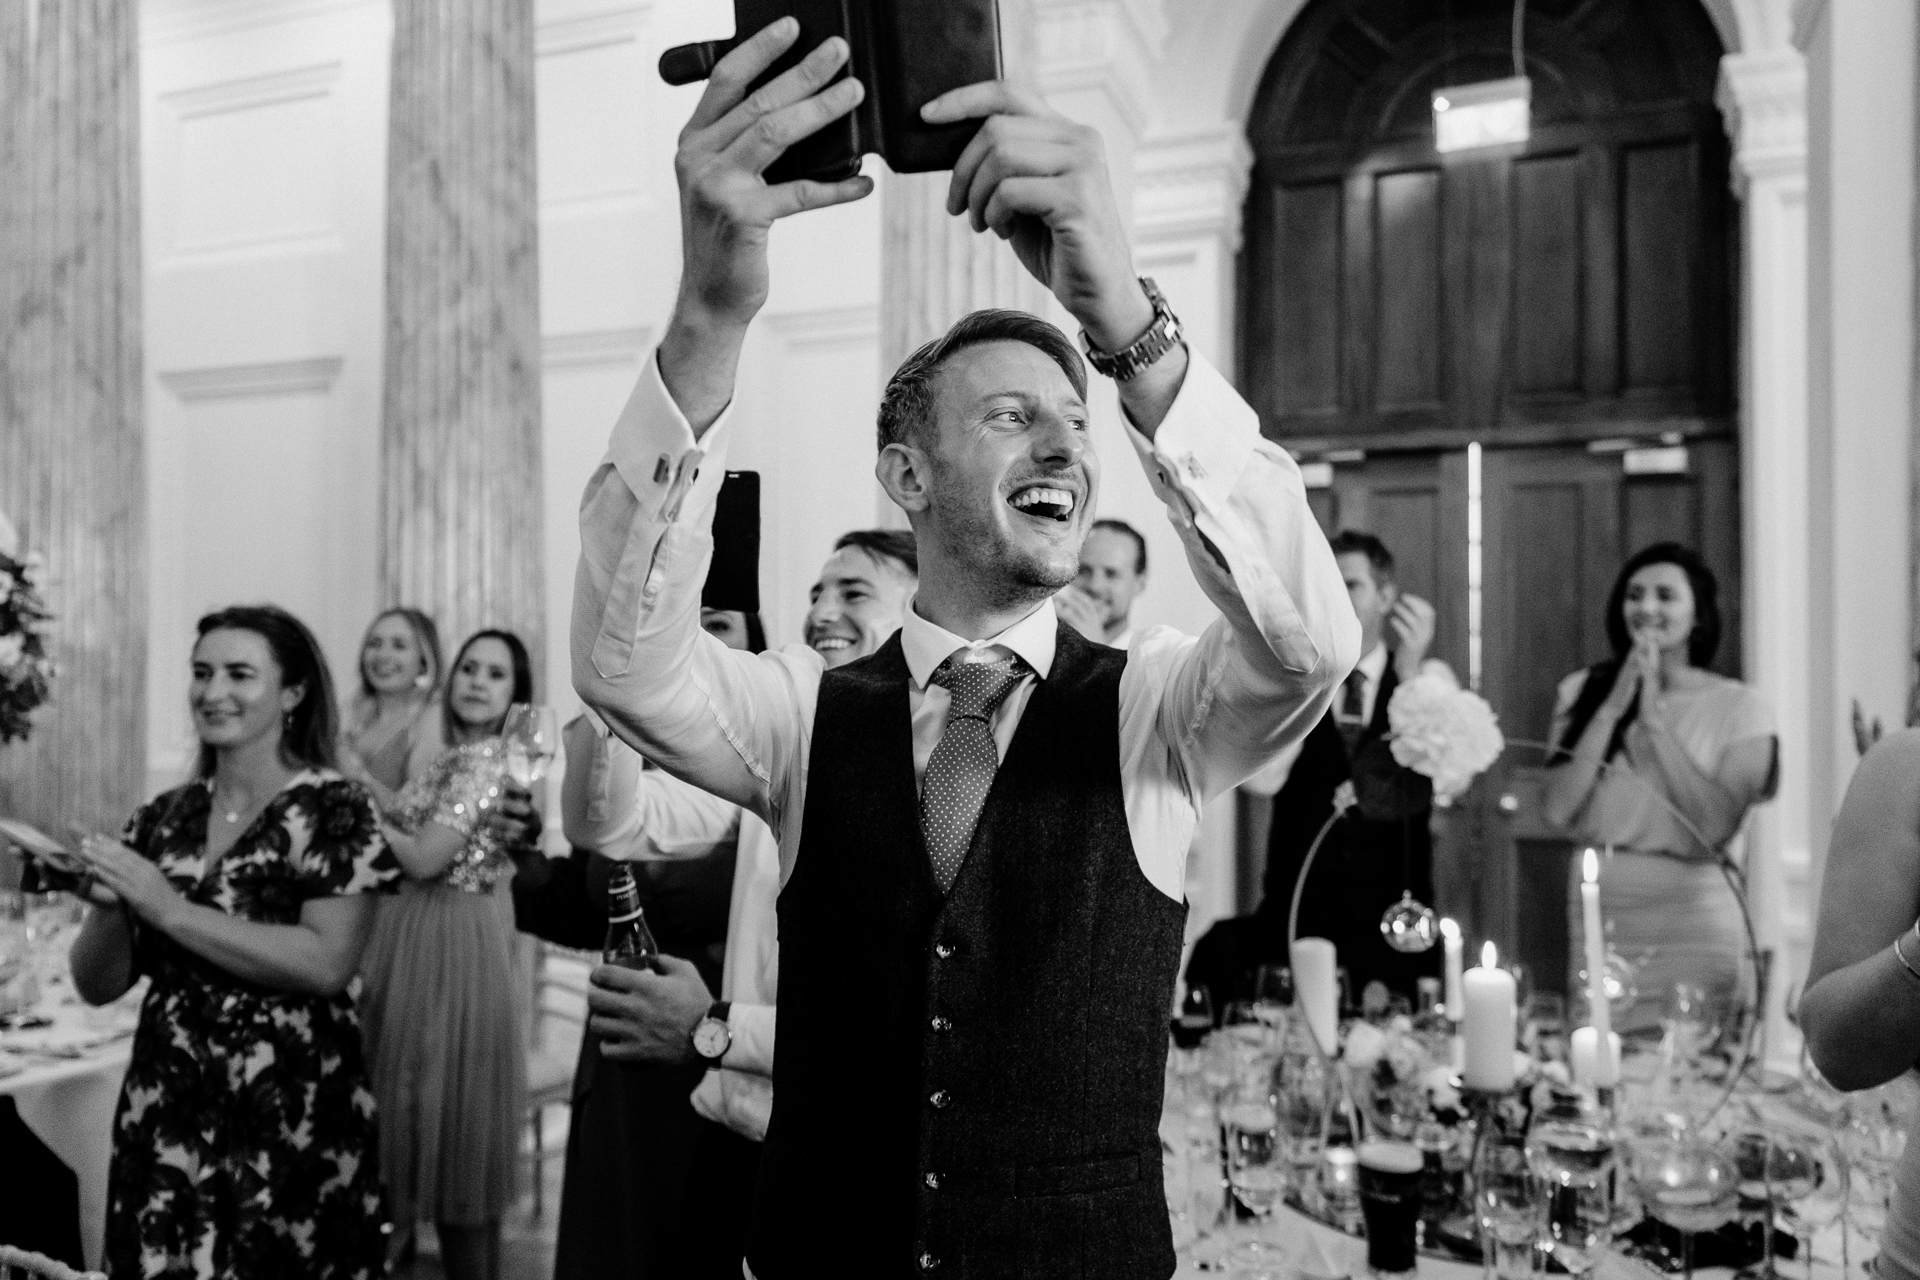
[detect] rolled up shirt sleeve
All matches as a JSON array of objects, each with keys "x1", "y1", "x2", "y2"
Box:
[
  {"x1": 570, "y1": 725, "x2": 742, "y2": 861},
  {"x1": 571, "y1": 351, "x2": 820, "y2": 845},
  {"x1": 723, "y1": 1001, "x2": 776, "y2": 1076},
  {"x1": 1118, "y1": 350, "x2": 1361, "y2": 809}
]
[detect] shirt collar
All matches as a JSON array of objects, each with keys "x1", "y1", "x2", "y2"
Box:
[
  {"x1": 1354, "y1": 642, "x2": 1389, "y2": 686},
  {"x1": 901, "y1": 595, "x2": 1058, "y2": 690}
]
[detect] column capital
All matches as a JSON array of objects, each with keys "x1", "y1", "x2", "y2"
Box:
[
  {"x1": 1717, "y1": 47, "x2": 1808, "y2": 191},
  {"x1": 1131, "y1": 125, "x2": 1254, "y2": 250},
  {"x1": 1032, "y1": 0, "x2": 1169, "y2": 139}
]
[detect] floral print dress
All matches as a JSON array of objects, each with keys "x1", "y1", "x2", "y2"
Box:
[{"x1": 103, "y1": 770, "x2": 400, "y2": 1280}]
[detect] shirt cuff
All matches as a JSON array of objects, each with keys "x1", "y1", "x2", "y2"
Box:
[
  {"x1": 1121, "y1": 349, "x2": 1260, "y2": 515},
  {"x1": 722, "y1": 1002, "x2": 776, "y2": 1076},
  {"x1": 606, "y1": 347, "x2": 736, "y2": 526}
]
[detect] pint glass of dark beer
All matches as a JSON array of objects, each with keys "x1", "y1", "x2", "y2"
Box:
[{"x1": 1358, "y1": 1140, "x2": 1424, "y2": 1277}]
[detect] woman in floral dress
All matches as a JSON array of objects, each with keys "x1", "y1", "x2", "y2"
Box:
[
  {"x1": 358, "y1": 629, "x2": 536, "y2": 1280},
  {"x1": 70, "y1": 604, "x2": 399, "y2": 1279}
]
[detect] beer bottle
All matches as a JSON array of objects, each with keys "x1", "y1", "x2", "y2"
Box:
[{"x1": 602, "y1": 864, "x2": 658, "y2": 969}]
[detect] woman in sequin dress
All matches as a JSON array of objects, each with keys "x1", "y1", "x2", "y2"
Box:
[
  {"x1": 70, "y1": 604, "x2": 399, "y2": 1279},
  {"x1": 357, "y1": 629, "x2": 535, "y2": 1280}
]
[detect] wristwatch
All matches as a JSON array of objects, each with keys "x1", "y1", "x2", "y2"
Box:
[
  {"x1": 691, "y1": 1000, "x2": 732, "y2": 1067},
  {"x1": 1081, "y1": 276, "x2": 1184, "y2": 382}
]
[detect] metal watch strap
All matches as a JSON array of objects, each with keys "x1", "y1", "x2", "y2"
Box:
[{"x1": 1081, "y1": 276, "x2": 1183, "y2": 382}]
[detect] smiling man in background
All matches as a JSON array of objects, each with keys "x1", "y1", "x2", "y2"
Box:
[
  {"x1": 803, "y1": 529, "x2": 918, "y2": 666},
  {"x1": 1057, "y1": 517, "x2": 1148, "y2": 649}
]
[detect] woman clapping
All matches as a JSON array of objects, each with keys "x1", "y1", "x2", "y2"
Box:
[{"x1": 71, "y1": 604, "x2": 398, "y2": 1280}]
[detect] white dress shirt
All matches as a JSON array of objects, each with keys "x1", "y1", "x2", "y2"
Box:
[
  {"x1": 572, "y1": 345, "x2": 1359, "y2": 906},
  {"x1": 567, "y1": 731, "x2": 778, "y2": 1140}
]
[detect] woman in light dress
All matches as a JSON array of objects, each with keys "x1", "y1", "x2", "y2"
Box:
[
  {"x1": 1542, "y1": 543, "x2": 1777, "y2": 1033},
  {"x1": 340, "y1": 607, "x2": 445, "y2": 808},
  {"x1": 357, "y1": 629, "x2": 537, "y2": 1280}
]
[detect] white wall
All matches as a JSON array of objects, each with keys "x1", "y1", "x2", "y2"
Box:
[{"x1": 141, "y1": 0, "x2": 394, "y2": 790}]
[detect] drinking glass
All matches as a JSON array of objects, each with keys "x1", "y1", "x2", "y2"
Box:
[
  {"x1": 1840, "y1": 1087, "x2": 1905, "y2": 1246},
  {"x1": 1362, "y1": 1140, "x2": 1428, "y2": 1279},
  {"x1": 1226, "y1": 1099, "x2": 1286, "y2": 1264},
  {"x1": 1254, "y1": 964, "x2": 1293, "y2": 1030},
  {"x1": 1730, "y1": 1126, "x2": 1814, "y2": 1280},
  {"x1": 501, "y1": 703, "x2": 559, "y2": 787},
  {"x1": 1542, "y1": 1180, "x2": 1612, "y2": 1278},
  {"x1": 1475, "y1": 1133, "x2": 1544, "y2": 1280},
  {"x1": 1522, "y1": 992, "x2": 1569, "y2": 1065},
  {"x1": 1629, "y1": 1132, "x2": 1739, "y2": 1280},
  {"x1": 1273, "y1": 1025, "x2": 1332, "y2": 1198},
  {"x1": 1778, "y1": 1129, "x2": 1846, "y2": 1280}
]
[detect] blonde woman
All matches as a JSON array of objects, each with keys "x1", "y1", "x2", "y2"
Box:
[{"x1": 341, "y1": 607, "x2": 445, "y2": 809}]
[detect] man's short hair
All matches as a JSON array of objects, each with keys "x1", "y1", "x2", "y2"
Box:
[
  {"x1": 1091, "y1": 518, "x2": 1147, "y2": 575},
  {"x1": 833, "y1": 528, "x2": 919, "y2": 578},
  {"x1": 1329, "y1": 530, "x2": 1394, "y2": 584},
  {"x1": 876, "y1": 309, "x2": 1089, "y2": 452}
]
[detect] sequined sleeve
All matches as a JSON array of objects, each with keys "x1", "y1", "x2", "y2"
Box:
[{"x1": 384, "y1": 741, "x2": 515, "y2": 891}]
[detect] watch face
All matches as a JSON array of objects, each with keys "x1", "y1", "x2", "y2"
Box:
[{"x1": 692, "y1": 1017, "x2": 730, "y2": 1061}]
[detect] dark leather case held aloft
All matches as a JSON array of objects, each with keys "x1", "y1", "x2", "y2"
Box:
[{"x1": 659, "y1": 0, "x2": 1002, "y2": 184}]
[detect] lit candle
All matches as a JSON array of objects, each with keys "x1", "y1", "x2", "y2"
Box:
[
  {"x1": 1570, "y1": 1026, "x2": 1622, "y2": 1089},
  {"x1": 1292, "y1": 936, "x2": 1339, "y2": 1056},
  {"x1": 1441, "y1": 917, "x2": 1464, "y2": 1023},
  {"x1": 1579, "y1": 848, "x2": 1617, "y2": 1086},
  {"x1": 1462, "y1": 940, "x2": 1516, "y2": 1091}
]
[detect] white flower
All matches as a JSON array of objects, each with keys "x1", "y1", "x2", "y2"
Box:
[
  {"x1": 1342, "y1": 1021, "x2": 1388, "y2": 1070},
  {"x1": 1387, "y1": 666, "x2": 1505, "y2": 803},
  {"x1": 0, "y1": 571, "x2": 12, "y2": 596},
  {"x1": 0, "y1": 510, "x2": 15, "y2": 560},
  {"x1": 0, "y1": 634, "x2": 23, "y2": 671}
]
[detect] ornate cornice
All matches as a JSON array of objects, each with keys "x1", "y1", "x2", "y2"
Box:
[
  {"x1": 1717, "y1": 48, "x2": 1808, "y2": 191},
  {"x1": 1131, "y1": 126, "x2": 1254, "y2": 249},
  {"x1": 1032, "y1": 0, "x2": 1169, "y2": 139}
]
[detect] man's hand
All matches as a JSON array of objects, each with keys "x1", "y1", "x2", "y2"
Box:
[
  {"x1": 1386, "y1": 594, "x2": 1436, "y2": 680},
  {"x1": 587, "y1": 955, "x2": 714, "y2": 1065},
  {"x1": 1054, "y1": 585, "x2": 1105, "y2": 644},
  {"x1": 658, "y1": 20, "x2": 875, "y2": 435},
  {"x1": 923, "y1": 83, "x2": 1146, "y2": 351}
]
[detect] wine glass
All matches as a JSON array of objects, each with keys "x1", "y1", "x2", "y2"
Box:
[
  {"x1": 1628, "y1": 1133, "x2": 1740, "y2": 1280},
  {"x1": 1273, "y1": 1035, "x2": 1332, "y2": 1201},
  {"x1": 1542, "y1": 1180, "x2": 1612, "y2": 1278},
  {"x1": 1474, "y1": 1133, "x2": 1545, "y2": 1280},
  {"x1": 1253, "y1": 964, "x2": 1293, "y2": 1030},
  {"x1": 1729, "y1": 1126, "x2": 1814, "y2": 1280},
  {"x1": 502, "y1": 703, "x2": 558, "y2": 787},
  {"x1": 1778, "y1": 1128, "x2": 1846, "y2": 1280},
  {"x1": 1225, "y1": 1099, "x2": 1287, "y2": 1267}
]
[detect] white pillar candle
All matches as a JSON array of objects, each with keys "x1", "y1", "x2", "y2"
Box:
[
  {"x1": 1570, "y1": 1026, "x2": 1622, "y2": 1089},
  {"x1": 1441, "y1": 917, "x2": 1465, "y2": 1023},
  {"x1": 1579, "y1": 848, "x2": 1617, "y2": 1086},
  {"x1": 1462, "y1": 940, "x2": 1517, "y2": 1091},
  {"x1": 1292, "y1": 937, "x2": 1339, "y2": 1056}
]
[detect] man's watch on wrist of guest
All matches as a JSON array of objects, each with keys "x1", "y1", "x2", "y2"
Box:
[
  {"x1": 1082, "y1": 277, "x2": 1183, "y2": 382},
  {"x1": 691, "y1": 1000, "x2": 732, "y2": 1067}
]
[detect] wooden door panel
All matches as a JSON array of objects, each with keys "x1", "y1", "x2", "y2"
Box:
[
  {"x1": 1510, "y1": 152, "x2": 1586, "y2": 399},
  {"x1": 1268, "y1": 180, "x2": 1345, "y2": 419},
  {"x1": 1372, "y1": 169, "x2": 1445, "y2": 412},
  {"x1": 1620, "y1": 139, "x2": 1701, "y2": 394}
]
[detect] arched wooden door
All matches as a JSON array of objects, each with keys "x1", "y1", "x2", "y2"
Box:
[{"x1": 1244, "y1": 0, "x2": 1737, "y2": 991}]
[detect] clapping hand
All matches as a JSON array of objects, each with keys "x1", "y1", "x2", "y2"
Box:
[
  {"x1": 72, "y1": 832, "x2": 177, "y2": 922},
  {"x1": 1386, "y1": 593, "x2": 1436, "y2": 679},
  {"x1": 1054, "y1": 585, "x2": 1105, "y2": 644}
]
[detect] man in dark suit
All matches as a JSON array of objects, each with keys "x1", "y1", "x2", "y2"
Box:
[{"x1": 1189, "y1": 530, "x2": 1445, "y2": 1008}]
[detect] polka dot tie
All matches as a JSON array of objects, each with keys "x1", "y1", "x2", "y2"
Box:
[{"x1": 920, "y1": 656, "x2": 1025, "y2": 893}]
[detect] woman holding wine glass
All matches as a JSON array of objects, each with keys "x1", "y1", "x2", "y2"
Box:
[{"x1": 356, "y1": 629, "x2": 539, "y2": 1280}]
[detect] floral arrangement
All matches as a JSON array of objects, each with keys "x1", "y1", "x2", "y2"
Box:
[
  {"x1": 1386, "y1": 662, "x2": 1505, "y2": 804},
  {"x1": 1341, "y1": 1016, "x2": 1466, "y2": 1133},
  {"x1": 0, "y1": 511, "x2": 55, "y2": 746}
]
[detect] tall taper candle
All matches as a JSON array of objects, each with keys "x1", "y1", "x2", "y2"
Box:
[
  {"x1": 1579, "y1": 848, "x2": 1617, "y2": 1086},
  {"x1": 1462, "y1": 940, "x2": 1517, "y2": 1091},
  {"x1": 1441, "y1": 917, "x2": 1464, "y2": 1023},
  {"x1": 1292, "y1": 937, "x2": 1339, "y2": 1056}
]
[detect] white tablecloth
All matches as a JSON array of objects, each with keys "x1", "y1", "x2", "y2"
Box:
[{"x1": 0, "y1": 972, "x2": 140, "y2": 1270}]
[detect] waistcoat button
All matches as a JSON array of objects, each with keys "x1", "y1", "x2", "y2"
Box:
[
  {"x1": 930, "y1": 1015, "x2": 952, "y2": 1033},
  {"x1": 929, "y1": 1089, "x2": 951, "y2": 1109},
  {"x1": 918, "y1": 1250, "x2": 940, "y2": 1271},
  {"x1": 924, "y1": 1170, "x2": 941, "y2": 1190},
  {"x1": 933, "y1": 942, "x2": 955, "y2": 960}
]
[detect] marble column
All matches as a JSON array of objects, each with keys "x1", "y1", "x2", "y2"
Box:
[
  {"x1": 1718, "y1": 46, "x2": 1809, "y2": 1068},
  {"x1": 381, "y1": 0, "x2": 544, "y2": 671},
  {"x1": 0, "y1": 0, "x2": 146, "y2": 836}
]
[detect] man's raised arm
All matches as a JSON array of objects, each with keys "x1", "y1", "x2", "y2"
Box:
[{"x1": 571, "y1": 22, "x2": 875, "y2": 824}]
